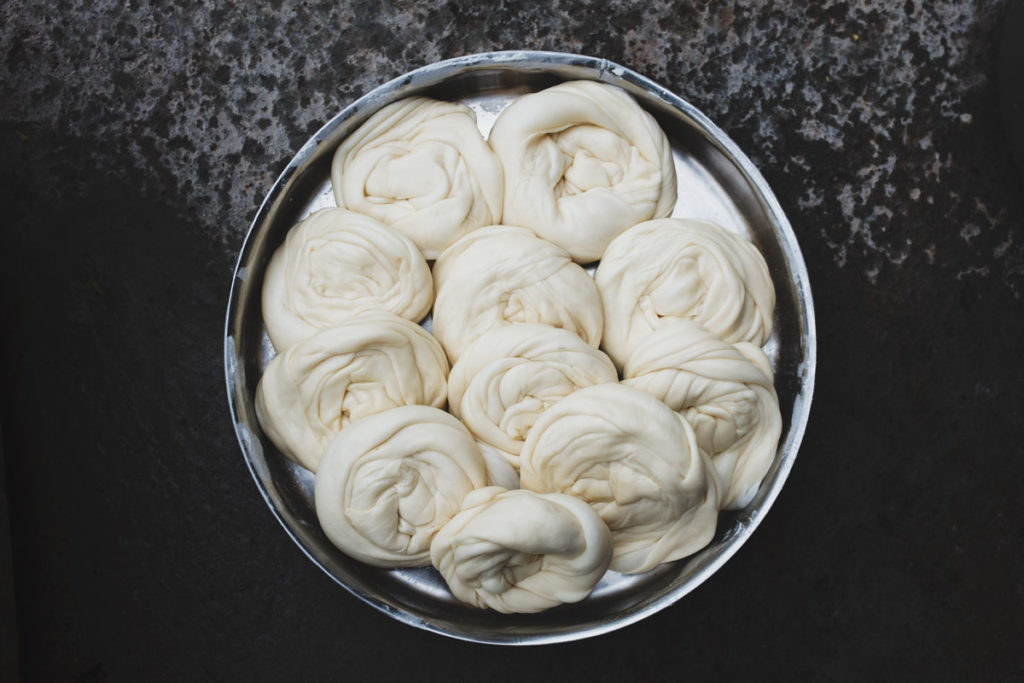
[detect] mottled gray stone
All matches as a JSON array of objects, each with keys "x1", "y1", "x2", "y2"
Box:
[{"x1": 2, "y1": 1, "x2": 1021, "y2": 293}]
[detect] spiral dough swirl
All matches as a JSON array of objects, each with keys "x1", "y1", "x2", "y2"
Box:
[
  {"x1": 431, "y1": 225, "x2": 604, "y2": 364},
  {"x1": 430, "y1": 487, "x2": 612, "y2": 613},
  {"x1": 489, "y1": 80, "x2": 677, "y2": 263},
  {"x1": 332, "y1": 97, "x2": 504, "y2": 259},
  {"x1": 262, "y1": 208, "x2": 433, "y2": 350},
  {"x1": 520, "y1": 383, "x2": 719, "y2": 574},
  {"x1": 595, "y1": 218, "x2": 775, "y2": 369},
  {"x1": 315, "y1": 406, "x2": 488, "y2": 567},
  {"x1": 255, "y1": 314, "x2": 448, "y2": 472}
]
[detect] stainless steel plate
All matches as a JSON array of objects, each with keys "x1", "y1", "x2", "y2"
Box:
[{"x1": 224, "y1": 51, "x2": 816, "y2": 645}]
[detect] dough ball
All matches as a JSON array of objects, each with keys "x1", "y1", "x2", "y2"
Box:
[
  {"x1": 262, "y1": 208, "x2": 433, "y2": 350},
  {"x1": 432, "y1": 225, "x2": 603, "y2": 363},
  {"x1": 431, "y1": 487, "x2": 612, "y2": 613},
  {"x1": 315, "y1": 406, "x2": 487, "y2": 567},
  {"x1": 596, "y1": 218, "x2": 775, "y2": 368},
  {"x1": 489, "y1": 80, "x2": 676, "y2": 263},
  {"x1": 255, "y1": 314, "x2": 448, "y2": 472},
  {"x1": 520, "y1": 383, "x2": 718, "y2": 574},
  {"x1": 332, "y1": 97, "x2": 504, "y2": 259}
]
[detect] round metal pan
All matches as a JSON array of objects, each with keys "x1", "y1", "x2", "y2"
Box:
[{"x1": 224, "y1": 51, "x2": 816, "y2": 645}]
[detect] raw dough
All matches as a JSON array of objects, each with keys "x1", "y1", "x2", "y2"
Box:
[
  {"x1": 430, "y1": 487, "x2": 612, "y2": 613},
  {"x1": 332, "y1": 97, "x2": 504, "y2": 259},
  {"x1": 623, "y1": 320, "x2": 782, "y2": 509},
  {"x1": 262, "y1": 208, "x2": 433, "y2": 350},
  {"x1": 315, "y1": 406, "x2": 487, "y2": 567},
  {"x1": 255, "y1": 314, "x2": 448, "y2": 472},
  {"x1": 596, "y1": 218, "x2": 775, "y2": 368},
  {"x1": 448, "y1": 324, "x2": 617, "y2": 469},
  {"x1": 476, "y1": 441, "x2": 521, "y2": 490},
  {"x1": 432, "y1": 225, "x2": 604, "y2": 363},
  {"x1": 489, "y1": 80, "x2": 676, "y2": 263},
  {"x1": 520, "y1": 383, "x2": 718, "y2": 574}
]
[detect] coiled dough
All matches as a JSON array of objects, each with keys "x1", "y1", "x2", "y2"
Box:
[
  {"x1": 595, "y1": 218, "x2": 775, "y2": 369},
  {"x1": 489, "y1": 80, "x2": 677, "y2": 263},
  {"x1": 448, "y1": 324, "x2": 617, "y2": 469},
  {"x1": 430, "y1": 487, "x2": 612, "y2": 613},
  {"x1": 623, "y1": 320, "x2": 782, "y2": 509},
  {"x1": 432, "y1": 225, "x2": 604, "y2": 364},
  {"x1": 520, "y1": 383, "x2": 718, "y2": 574},
  {"x1": 262, "y1": 208, "x2": 433, "y2": 350},
  {"x1": 255, "y1": 314, "x2": 448, "y2": 472},
  {"x1": 331, "y1": 97, "x2": 504, "y2": 259},
  {"x1": 315, "y1": 406, "x2": 487, "y2": 567}
]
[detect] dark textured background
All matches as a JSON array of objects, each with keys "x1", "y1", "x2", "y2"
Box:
[{"x1": 2, "y1": 1, "x2": 1023, "y2": 680}]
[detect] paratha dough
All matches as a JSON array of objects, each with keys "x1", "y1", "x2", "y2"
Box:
[
  {"x1": 262, "y1": 208, "x2": 433, "y2": 350},
  {"x1": 596, "y1": 218, "x2": 775, "y2": 368},
  {"x1": 430, "y1": 487, "x2": 612, "y2": 613},
  {"x1": 520, "y1": 383, "x2": 718, "y2": 574},
  {"x1": 432, "y1": 225, "x2": 603, "y2": 363},
  {"x1": 476, "y1": 441, "x2": 521, "y2": 490},
  {"x1": 448, "y1": 324, "x2": 617, "y2": 469},
  {"x1": 255, "y1": 314, "x2": 448, "y2": 472},
  {"x1": 332, "y1": 97, "x2": 504, "y2": 259},
  {"x1": 315, "y1": 406, "x2": 487, "y2": 567},
  {"x1": 623, "y1": 320, "x2": 782, "y2": 509},
  {"x1": 489, "y1": 80, "x2": 676, "y2": 262}
]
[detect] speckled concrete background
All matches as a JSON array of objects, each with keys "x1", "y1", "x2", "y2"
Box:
[
  {"x1": 1, "y1": 1, "x2": 1022, "y2": 681},
  {"x1": 3, "y1": 1, "x2": 1021, "y2": 291}
]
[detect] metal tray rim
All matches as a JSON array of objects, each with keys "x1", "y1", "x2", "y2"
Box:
[{"x1": 224, "y1": 49, "x2": 817, "y2": 645}]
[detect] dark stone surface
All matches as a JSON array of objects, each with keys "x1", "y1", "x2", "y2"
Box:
[{"x1": 1, "y1": 0, "x2": 1022, "y2": 680}]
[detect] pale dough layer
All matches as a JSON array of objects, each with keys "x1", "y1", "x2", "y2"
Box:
[
  {"x1": 432, "y1": 225, "x2": 603, "y2": 364},
  {"x1": 476, "y1": 441, "x2": 520, "y2": 491},
  {"x1": 315, "y1": 406, "x2": 487, "y2": 568},
  {"x1": 262, "y1": 208, "x2": 433, "y2": 350},
  {"x1": 448, "y1": 324, "x2": 617, "y2": 469},
  {"x1": 623, "y1": 320, "x2": 782, "y2": 509},
  {"x1": 430, "y1": 487, "x2": 612, "y2": 613},
  {"x1": 596, "y1": 218, "x2": 775, "y2": 369},
  {"x1": 489, "y1": 80, "x2": 677, "y2": 263},
  {"x1": 255, "y1": 314, "x2": 448, "y2": 472},
  {"x1": 332, "y1": 97, "x2": 504, "y2": 259},
  {"x1": 520, "y1": 383, "x2": 719, "y2": 574}
]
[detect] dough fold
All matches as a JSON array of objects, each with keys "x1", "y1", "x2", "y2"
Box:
[
  {"x1": 623, "y1": 320, "x2": 782, "y2": 509},
  {"x1": 332, "y1": 97, "x2": 504, "y2": 259},
  {"x1": 476, "y1": 441, "x2": 521, "y2": 490},
  {"x1": 255, "y1": 314, "x2": 448, "y2": 472},
  {"x1": 430, "y1": 487, "x2": 612, "y2": 613},
  {"x1": 262, "y1": 208, "x2": 433, "y2": 350},
  {"x1": 432, "y1": 225, "x2": 603, "y2": 363},
  {"x1": 315, "y1": 406, "x2": 487, "y2": 567},
  {"x1": 595, "y1": 218, "x2": 775, "y2": 369},
  {"x1": 448, "y1": 324, "x2": 617, "y2": 469},
  {"x1": 520, "y1": 383, "x2": 718, "y2": 574},
  {"x1": 489, "y1": 80, "x2": 677, "y2": 262}
]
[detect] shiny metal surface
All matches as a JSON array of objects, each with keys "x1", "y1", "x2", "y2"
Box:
[{"x1": 224, "y1": 51, "x2": 816, "y2": 645}]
